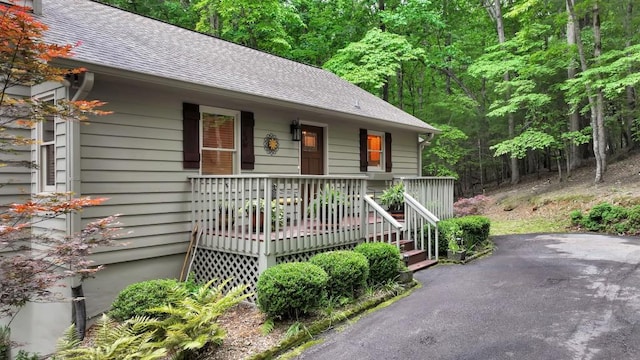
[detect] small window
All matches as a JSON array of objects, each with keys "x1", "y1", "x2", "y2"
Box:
[
  {"x1": 200, "y1": 106, "x2": 239, "y2": 175},
  {"x1": 367, "y1": 131, "x2": 384, "y2": 171},
  {"x1": 39, "y1": 98, "x2": 56, "y2": 192}
]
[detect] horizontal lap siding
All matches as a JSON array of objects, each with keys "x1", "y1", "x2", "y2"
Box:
[{"x1": 82, "y1": 79, "x2": 191, "y2": 263}]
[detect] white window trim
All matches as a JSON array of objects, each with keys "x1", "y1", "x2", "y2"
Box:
[
  {"x1": 367, "y1": 130, "x2": 385, "y2": 172},
  {"x1": 199, "y1": 105, "x2": 240, "y2": 175},
  {"x1": 36, "y1": 93, "x2": 56, "y2": 193}
]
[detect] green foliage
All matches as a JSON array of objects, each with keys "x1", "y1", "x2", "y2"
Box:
[
  {"x1": 308, "y1": 184, "x2": 348, "y2": 219},
  {"x1": 148, "y1": 279, "x2": 250, "y2": 358},
  {"x1": 309, "y1": 250, "x2": 369, "y2": 299},
  {"x1": 15, "y1": 350, "x2": 40, "y2": 360},
  {"x1": 0, "y1": 326, "x2": 9, "y2": 357},
  {"x1": 354, "y1": 242, "x2": 402, "y2": 286},
  {"x1": 243, "y1": 198, "x2": 286, "y2": 227},
  {"x1": 422, "y1": 124, "x2": 469, "y2": 179},
  {"x1": 491, "y1": 129, "x2": 557, "y2": 159},
  {"x1": 323, "y1": 28, "x2": 424, "y2": 92},
  {"x1": 109, "y1": 279, "x2": 186, "y2": 321},
  {"x1": 256, "y1": 262, "x2": 328, "y2": 319},
  {"x1": 572, "y1": 202, "x2": 639, "y2": 234},
  {"x1": 379, "y1": 182, "x2": 405, "y2": 212},
  {"x1": 435, "y1": 216, "x2": 491, "y2": 255},
  {"x1": 55, "y1": 315, "x2": 166, "y2": 360}
]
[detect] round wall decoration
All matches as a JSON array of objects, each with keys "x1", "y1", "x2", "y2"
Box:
[{"x1": 263, "y1": 133, "x2": 279, "y2": 155}]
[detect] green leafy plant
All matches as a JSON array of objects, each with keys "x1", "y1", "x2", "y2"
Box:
[
  {"x1": 256, "y1": 262, "x2": 328, "y2": 319},
  {"x1": 148, "y1": 279, "x2": 250, "y2": 359},
  {"x1": 379, "y1": 182, "x2": 405, "y2": 212},
  {"x1": 0, "y1": 326, "x2": 10, "y2": 359},
  {"x1": 309, "y1": 250, "x2": 369, "y2": 299},
  {"x1": 55, "y1": 314, "x2": 166, "y2": 360},
  {"x1": 354, "y1": 242, "x2": 402, "y2": 286},
  {"x1": 15, "y1": 350, "x2": 40, "y2": 360},
  {"x1": 308, "y1": 184, "x2": 348, "y2": 222},
  {"x1": 109, "y1": 279, "x2": 187, "y2": 321},
  {"x1": 243, "y1": 198, "x2": 285, "y2": 227}
]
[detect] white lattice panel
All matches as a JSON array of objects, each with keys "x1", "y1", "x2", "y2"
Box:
[{"x1": 192, "y1": 249, "x2": 259, "y2": 302}]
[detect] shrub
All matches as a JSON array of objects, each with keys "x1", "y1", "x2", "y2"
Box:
[
  {"x1": 354, "y1": 242, "x2": 402, "y2": 286},
  {"x1": 431, "y1": 216, "x2": 491, "y2": 255},
  {"x1": 453, "y1": 195, "x2": 490, "y2": 217},
  {"x1": 256, "y1": 262, "x2": 328, "y2": 319},
  {"x1": 110, "y1": 279, "x2": 186, "y2": 321},
  {"x1": 455, "y1": 216, "x2": 491, "y2": 250},
  {"x1": 309, "y1": 250, "x2": 369, "y2": 299},
  {"x1": 570, "y1": 210, "x2": 583, "y2": 225}
]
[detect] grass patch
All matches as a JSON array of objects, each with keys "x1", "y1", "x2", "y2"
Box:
[{"x1": 490, "y1": 217, "x2": 570, "y2": 235}]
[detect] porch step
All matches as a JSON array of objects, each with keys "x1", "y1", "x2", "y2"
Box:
[
  {"x1": 407, "y1": 259, "x2": 438, "y2": 272},
  {"x1": 403, "y1": 249, "x2": 427, "y2": 266},
  {"x1": 398, "y1": 239, "x2": 414, "y2": 252}
]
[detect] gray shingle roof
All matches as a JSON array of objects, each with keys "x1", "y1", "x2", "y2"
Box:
[{"x1": 40, "y1": 0, "x2": 437, "y2": 132}]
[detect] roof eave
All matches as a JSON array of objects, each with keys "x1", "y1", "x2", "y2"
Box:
[{"x1": 53, "y1": 58, "x2": 438, "y2": 134}]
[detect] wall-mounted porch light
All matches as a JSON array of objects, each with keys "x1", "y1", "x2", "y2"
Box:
[{"x1": 290, "y1": 119, "x2": 302, "y2": 141}]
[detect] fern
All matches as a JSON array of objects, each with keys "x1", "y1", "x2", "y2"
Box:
[
  {"x1": 261, "y1": 318, "x2": 275, "y2": 335},
  {"x1": 55, "y1": 314, "x2": 166, "y2": 360},
  {"x1": 148, "y1": 278, "x2": 251, "y2": 357}
]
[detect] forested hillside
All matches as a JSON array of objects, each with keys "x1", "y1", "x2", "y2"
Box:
[{"x1": 98, "y1": 0, "x2": 640, "y2": 196}]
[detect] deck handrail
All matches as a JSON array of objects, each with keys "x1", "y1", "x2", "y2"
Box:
[
  {"x1": 363, "y1": 195, "x2": 404, "y2": 252},
  {"x1": 189, "y1": 174, "x2": 368, "y2": 180},
  {"x1": 404, "y1": 192, "x2": 440, "y2": 261}
]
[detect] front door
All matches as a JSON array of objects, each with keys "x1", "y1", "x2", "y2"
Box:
[{"x1": 300, "y1": 125, "x2": 324, "y2": 175}]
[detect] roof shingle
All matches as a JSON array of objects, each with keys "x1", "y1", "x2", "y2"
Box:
[{"x1": 40, "y1": 0, "x2": 437, "y2": 132}]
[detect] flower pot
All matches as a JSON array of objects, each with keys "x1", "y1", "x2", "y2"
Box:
[
  {"x1": 397, "y1": 269, "x2": 413, "y2": 284},
  {"x1": 217, "y1": 208, "x2": 235, "y2": 230},
  {"x1": 447, "y1": 249, "x2": 466, "y2": 261}
]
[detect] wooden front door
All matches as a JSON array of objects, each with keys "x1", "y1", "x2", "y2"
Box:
[{"x1": 301, "y1": 125, "x2": 324, "y2": 175}]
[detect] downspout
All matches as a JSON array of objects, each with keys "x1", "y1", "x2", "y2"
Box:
[
  {"x1": 64, "y1": 72, "x2": 94, "y2": 340},
  {"x1": 418, "y1": 132, "x2": 435, "y2": 176}
]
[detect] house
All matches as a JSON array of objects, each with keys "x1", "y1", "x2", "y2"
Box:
[{"x1": 1, "y1": 0, "x2": 454, "y2": 354}]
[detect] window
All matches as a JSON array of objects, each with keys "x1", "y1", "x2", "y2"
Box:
[
  {"x1": 38, "y1": 98, "x2": 56, "y2": 192},
  {"x1": 200, "y1": 106, "x2": 239, "y2": 175},
  {"x1": 367, "y1": 131, "x2": 384, "y2": 171},
  {"x1": 360, "y1": 129, "x2": 391, "y2": 173}
]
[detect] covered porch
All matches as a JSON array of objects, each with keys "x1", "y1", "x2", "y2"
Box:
[{"x1": 187, "y1": 175, "x2": 454, "y2": 293}]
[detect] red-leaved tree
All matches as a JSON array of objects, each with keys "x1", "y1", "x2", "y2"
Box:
[{"x1": 0, "y1": 0, "x2": 119, "y2": 332}]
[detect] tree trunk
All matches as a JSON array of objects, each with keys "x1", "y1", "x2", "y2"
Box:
[
  {"x1": 623, "y1": 0, "x2": 636, "y2": 150},
  {"x1": 566, "y1": 0, "x2": 605, "y2": 183},
  {"x1": 566, "y1": 1, "x2": 581, "y2": 172},
  {"x1": 592, "y1": 1, "x2": 607, "y2": 182}
]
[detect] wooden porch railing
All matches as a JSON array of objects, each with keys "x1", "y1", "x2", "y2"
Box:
[
  {"x1": 398, "y1": 177, "x2": 455, "y2": 219},
  {"x1": 404, "y1": 193, "x2": 440, "y2": 260},
  {"x1": 189, "y1": 175, "x2": 367, "y2": 260},
  {"x1": 363, "y1": 195, "x2": 403, "y2": 251}
]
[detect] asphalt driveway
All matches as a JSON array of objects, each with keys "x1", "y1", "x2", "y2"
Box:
[{"x1": 295, "y1": 233, "x2": 640, "y2": 360}]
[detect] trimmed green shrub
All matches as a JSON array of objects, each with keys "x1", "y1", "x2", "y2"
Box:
[
  {"x1": 570, "y1": 210, "x2": 583, "y2": 225},
  {"x1": 309, "y1": 250, "x2": 369, "y2": 299},
  {"x1": 354, "y1": 242, "x2": 401, "y2": 286},
  {"x1": 256, "y1": 262, "x2": 328, "y2": 319},
  {"x1": 455, "y1": 216, "x2": 491, "y2": 250},
  {"x1": 110, "y1": 278, "x2": 187, "y2": 321},
  {"x1": 429, "y1": 216, "x2": 491, "y2": 255}
]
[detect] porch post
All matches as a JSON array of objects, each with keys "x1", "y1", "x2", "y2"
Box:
[
  {"x1": 258, "y1": 251, "x2": 277, "y2": 274},
  {"x1": 359, "y1": 179, "x2": 368, "y2": 240}
]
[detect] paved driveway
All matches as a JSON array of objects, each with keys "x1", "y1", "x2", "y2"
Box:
[{"x1": 296, "y1": 234, "x2": 640, "y2": 360}]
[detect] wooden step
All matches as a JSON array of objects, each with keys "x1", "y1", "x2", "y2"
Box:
[
  {"x1": 407, "y1": 259, "x2": 438, "y2": 272},
  {"x1": 402, "y1": 249, "x2": 427, "y2": 266},
  {"x1": 398, "y1": 239, "x2": 414, "y2": 252}
]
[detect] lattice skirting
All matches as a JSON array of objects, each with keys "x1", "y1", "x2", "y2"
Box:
[
  {"x1": 192, "y1": 242, "x2": 359, "y2": 303},
  {"x1": 191, "y1": 249, "x2": 260, "y2": 302}
]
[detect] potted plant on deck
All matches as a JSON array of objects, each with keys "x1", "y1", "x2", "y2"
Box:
[
  {"x1": 217, "y1": 202, "x2": 235, "y2": 230},
  {"x1": 380, "y1": 182, "x2": 405, "y2": 220},
  {"x1": 243, "y1": 199, "x2": 285, "y2": 231},
  {"x1": 308, "y1": 185, "x2": 347, "y2": 225}
]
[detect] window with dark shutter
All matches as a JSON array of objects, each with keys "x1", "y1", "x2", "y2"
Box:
[
  {"x1": 359, "y1": 129, "x2": 367, "y2": 172},
  {"x1": 360, "y1": 129, "x2": 392, "y2": 172}
]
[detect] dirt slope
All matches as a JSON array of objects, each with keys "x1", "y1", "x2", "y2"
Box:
[{"x1": 483, "y1": 152, "x2": 640, "y2": 231}]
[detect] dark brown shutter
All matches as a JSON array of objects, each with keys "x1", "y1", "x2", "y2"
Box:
[
  {"x1": 183, "y1": 102, "x2": 200, "y2": 169},
  {"x1": 385, "y1": 132, "x2": 392, "y2": 172},
  {"x1": 241, "y1": 111, "x2": 255, "y2": 170},
  {"x1": 359, "y1": 128, "x2": 367, "y2": 172}
]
